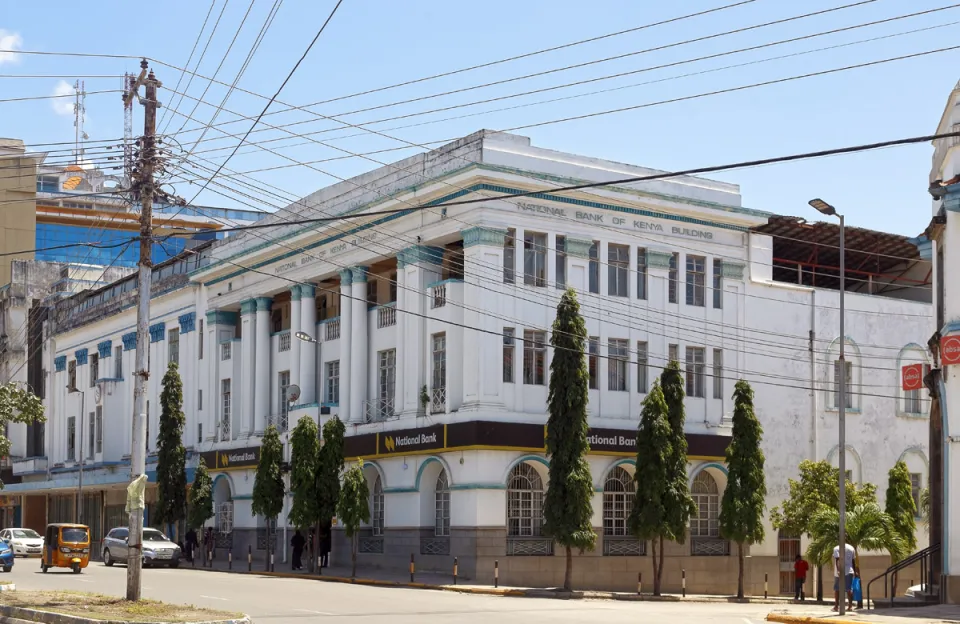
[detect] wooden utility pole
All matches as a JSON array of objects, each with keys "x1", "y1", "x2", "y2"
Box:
[{"x1": 123, "y1": 58, "x2": 159, "y2": 602}]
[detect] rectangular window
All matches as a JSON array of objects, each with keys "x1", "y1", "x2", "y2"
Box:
[
  {"x1": 68, "y1": 360, "x2": 77, "y2": 390},
  {"x1": 279, "y1": 371, "x2": 291, "y2": 427},
  {"x1": 523, "y1": 330, "x2": 547, "y2": 385},
  {"x1": 379, "y1": 350, "x2": 396, "y2": 403},
  {"x1": 608, "y1": 244, "x2": 629, "y2": 297},
  {"x1": 588, "y1": 337, "x2": 600, "y2": 390},
  {"x1": 713, "y1": 259, "x2": 723, "y2": 309},
  {"x1": 197, "y1": 422, "x2": 203, "y2": 445},
  {"x1": 90, "y1": 353, "x2": 99, "y2": 386},
  {"x1": 910, "y1": 473, "x2": 922, "y2": 517},
  {"x1": 198, "y1": 389, "x2": 203, "y2": 411},
  {"x1": 588, "y1": 242, "x2": 600, "y2": 294},
  {"x1": 326, "y1": 361, "x2": 340, "y2": 404},
  {"x1": 221, "y1": 380, "x2": 231, "y2": 439},
  {"x1": 95, "y1": 406, "x2": 102, "y2": 454},
  {"x1": 199, "y1": 319, "x2": 204, "y2": 359},
  {"x1": 685, "y1": 346, "x2": 706, "y2": 398},
  {"x1": 686, "y1": 255, "x2": 706, "y2": 307},
  {"x1": 556, "y1": 236, "x2": 566, "y2": 289},
  {"x1": 523, "y1": 232, "x2": 547, "y2": 287},
  {"x1": 168, "y1": 328, "x2": 180, "y2": 365},
  {"x1": 668, "y1": 343, "x2": 679, "y2": 365},
  {"x1": 389, "y1": 272, "x2": 398, "y2": 303},
  {"x1": 503, "y1": 228, "x2": 516, "y2": 284},
  {"x1": 87, "y1": 412, "x2": 94, "y2": 459},
  {"x1": 637, "y1": 248, "x2": 648, "y2": 300},
  {"x1": 67, "y1": 416, "x2": 76, "y2": 462},
  {"x1": 608, "y1": 338, "x2": 628, "y2": 391},
  {"x1": 503, "y1": 328, "x2": 515, "y2": 383},
  {"x1": 713, "y1": 349, "x2": 723, "y2": 399},
  {"x1": 432, "y1": 333, "x2": 447, "y2": 390},
  {"x1": 668, "y1": 252, "x2": 679, "y2": 304},
  {"x1": 833, "y1": 360, "x2": 853, "y2": 408},
  {"x1": 366, "y1": 278, "x2": 378, "y2": 307},
  {"x1": 637, "y1": 341, "x2": 648, "y2": 393},
  {"x1": 221, "y1": 342, "x2": 232, "y2": 361},
  {"x1": 114, "y1": 346, "x2": 122, "y2": 378}
]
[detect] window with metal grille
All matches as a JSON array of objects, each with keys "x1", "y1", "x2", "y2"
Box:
[
  {"x1": 603, "y1": 467, "x2": 634, "y2": 536},
  {"x1": 588, "y1": 241, "x2": 599, "y2": 293},
  {"x1": 637, "y1": 248, "x2": 647, "y2": 300},
  {"x1": 221, "y1": 380, "x2": 231, "y2": 441},
  {"x1": 523, "y1": 232, "x2": 547, "y2": 287},
  {"x1": 88, "y1": 412, "x2": 95, "y2": 459},
  {"x1": 608, "y1": 338, "x2": 628, "y2": 392},
  {"x1": 507, "y1": 463, "x2": 544, "y2": 537},
  {"x1": 833, "y1": 361, "x2": 853, "y2": 408},
  {"x1": 608, "y1": 244, "x2": 629, "y2": 297},
  {"x1": 668, "y1": 253, "x2": 679, "y2": 304},
  {"x1": 379, "y1": 350, "x2": 396, "y2": 405},
  {"x1": 325, "y1": 361, "x2": 340, "y2": 404},
  {"x1": 556, "y1": 236, "x2": 566, "y2": 289},
  {"x1": 686, "y1": 346, "x2": 706, "y2": 398},
  {"x1": 588, "y1": 337, "x2": 599, "y2": 390},
  {"x1": 168, "y1": 328, "x2": 179, "y2": 365},
  {"x1": 637, "y1": 341, "x2": 648, "y2": 393},
  {"x1": 523, "y1": 330, "x2": 546, "y2": 385},
  {"x1": 503, "y1": 228, "x2": 516, "y2": 284},
  {"x1": 503, "y1": 329, "x2": 515, "y2": 383},
  {"x1": 278, "y1": 371, "x2": 291, "y2": 429},
  {"x1": 197, "y1": 422, "x2": 203, "y2": 445},
  {"x1": 686, "y1": 255, "x2": 706, "y2": 307},
  {"x1": 372, "y1": 476, "x2": 384, "y2": 536},
  {"x1": 95, "y1": 406, "x2": 102, "y2": 454},
  {"x1": 90, "y1": 353, "x2": 98, "y2": 386},
  {"x1": 435, "y1": 470, "x2": 450, "y2": 537},
  {"x1": 198, "y1": 319, "x2": 204, "y2": 359},
  {"x1": 910, "y1": 473, "x2": 922, "y2": 517},
  {"x1": 114, "y1": 346, "x2": 123, "y2": 377},
  {"x1": 67, "y1": 416, "x2": 76, "y2": 462},
  {"x1": 691, "y1": 471, "x2": 720, "y2": 537},
  {"x1": 713, "y1": 259, "x2": 723, "y2": 309},
  {"x1": 432, "y1": 334, "x2": 446, "y2": 393},
  {"x1": 713, "y1": 349, "x2": 723, "y2": 400}
]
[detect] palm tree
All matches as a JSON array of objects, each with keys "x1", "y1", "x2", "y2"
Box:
[{"x1": 806, "y1": 503, "x2": 909, "y2": 568}]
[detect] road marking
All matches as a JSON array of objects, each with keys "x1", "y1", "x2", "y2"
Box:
[
  {"x1": 199, "y1": 595, "x2": 228, "y2": 601},
  {"x1": 292, "y1": 609, "x2": 335, "y2": 615},
  {"x1": 743, "y1": 619, "x2": 755, "y2": 624}
]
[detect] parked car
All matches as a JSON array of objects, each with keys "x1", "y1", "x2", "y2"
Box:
[
  {"x1": 0, "y1": 541, "x2": 13, "y2": 572},
  {"x1": 102, "y1": 527, "x2": 181, "y2": 568},
  {"x1": 0, "y1": 528, "x2": 43, "y2": 557}
]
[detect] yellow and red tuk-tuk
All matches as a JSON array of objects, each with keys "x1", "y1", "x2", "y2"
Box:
[{"x1": 41, "y1": 524, "x2": 90, "y2": 574}]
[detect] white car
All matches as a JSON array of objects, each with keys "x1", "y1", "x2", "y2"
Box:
[{"x1": 0, "y1": 528, "x2": 44, "y2": 557}]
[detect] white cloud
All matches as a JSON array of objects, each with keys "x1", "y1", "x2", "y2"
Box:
[
  {"x1": 0, "y1": 30, "x2": 22, "y2": 66},
  {"x1": 51, "y1": 80, "x2": 75, "y2": 116}
]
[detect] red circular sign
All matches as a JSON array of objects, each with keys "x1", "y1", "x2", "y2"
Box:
[{"x1": 943, "y1": 335, "x2": 960, "y2": 366}]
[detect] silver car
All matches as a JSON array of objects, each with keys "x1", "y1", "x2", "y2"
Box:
[{"x1": 102, "y1": 527, "x2": 181, "y2": 568}]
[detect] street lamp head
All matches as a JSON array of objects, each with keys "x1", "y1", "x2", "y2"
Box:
[
  {"x1": 808, "y1": 198, "x2": 836, "y2": 217},
  {"x1": 295, "y1": 331, "x2": 316, "y2": 344}
]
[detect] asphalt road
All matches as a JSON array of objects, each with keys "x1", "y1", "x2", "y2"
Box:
[{"x1": 3, "y1": 558, "x2": 831, "y2": 623}]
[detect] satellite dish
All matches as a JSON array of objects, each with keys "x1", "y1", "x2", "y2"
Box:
[{"x1": 285, "y1": 385, "x2": 301, "y2": 404}]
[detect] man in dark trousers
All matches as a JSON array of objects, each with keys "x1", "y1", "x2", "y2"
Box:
[
  {"x1": 291, "y1": 530, "x2": 305, "y2": 571},
  {"x1": 320, "y1": 519, "x2": 332, "y2": 568},
  {"x1": 794, "y1": 554, "x2": 809, "y2": 601},
  {"x1": 184, "y1": 528, "x2": 198, "y2": 563}
]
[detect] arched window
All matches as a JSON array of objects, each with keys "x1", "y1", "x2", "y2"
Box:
[
  {"x1": 507, "y1": 463, "x2": 544, "y2": 537},
  {"x1": 435, "y1": 470, "x2": 450, "y2": 537},
  {"x1": 691, "y1": 471, "x2": 719, "y2": 538},
  {"x1": 603, "y1": 466, "x2": 633, "y2": 537},
  {"x1": 372, "y1": 475, "x2": 384, "y2": 536}
]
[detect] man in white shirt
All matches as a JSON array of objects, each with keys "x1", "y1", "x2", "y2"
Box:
[{"x1": 833, "y1": 542, "x2": 857, "y2": 611}]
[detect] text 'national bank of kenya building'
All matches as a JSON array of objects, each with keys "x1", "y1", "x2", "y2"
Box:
[{"x1": 21, "y1": 130, "x2": 934, "y2": 595}]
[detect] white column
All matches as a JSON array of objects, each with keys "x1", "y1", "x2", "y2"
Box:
[
  {"x1": 299, "y1": 285, "x2": 317, "y2": 405},
  {"x1": 338, "y1": 270, "x2": 353, "y2": 420},
  {"x1": 349, "y1": 266, "x2": 368, "y2": 424},
  {"x1": 394, "y1": 263, "x2": 407, "y2": 414},
  {"x1": 514, "y1": 227, "x2": 525, "y2": 285},
  {"x1": 240, "y1": 300, "x2": 257, "y2": 436},
  {"x1": 289, "y1": 287, "x2": 302, "y2": 411},
  {"x1": 254, "y1": 297, "x2": 272, "y2": 435},
  {"x1": 399, "y1": 254, "x2": 422, "y2": 417},
  {"x1": 205, "y1": 312, "x2": 218, "y2": 442}
]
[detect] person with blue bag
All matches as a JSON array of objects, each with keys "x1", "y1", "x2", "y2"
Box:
[{"x1": 833, "y1": 542, "x2": 857, "y2": 611}]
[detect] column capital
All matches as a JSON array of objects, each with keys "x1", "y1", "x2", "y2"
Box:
[
  {"x1": 398, "y1": 246, "x2": 444, "y2": 268},
  {"x1": 339, "y1": 268, "x2": 354, "y2": 287},
  {"x1": 565, "y1": 238, "x2": 593, "y2": 259},
  {"x1": 300, "y1": 284, "x2": 316, "y2": 298},
  {"x1": 205, "y1": 310, "x2": 238, "y2": 326},
  {"x1": 291, "y1": 285, "x2": 302, "y2": 301},
  {"x1": 255, "y1": 297, "x2": 273, "y2": 312},
  {"x1": 350, "y1": 266, "x2": 369, "y2": 283},
  {"x1": 647, "y1": 248, "x2": 674, "y2": 269},
  {"x1": 240, "y1": 299, "x2": 257, "y2": 315},
  {"x1": 462, "y1": 226, "x2": 508, "y2": 248}
]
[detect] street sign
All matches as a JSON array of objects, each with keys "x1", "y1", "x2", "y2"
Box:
[
  {"x1": 901, "y1": 363, "x2": 924, "y2": 391},
  {"x1": 943, "y1": 335, "x2": 960, "y2": 366}
]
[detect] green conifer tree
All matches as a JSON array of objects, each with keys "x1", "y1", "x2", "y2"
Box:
[
  {"x1": 187, "y1": 457, "x2": 213, "y2": 531},
  {"x1": 155, "y1": 363, "x2": 186, "y2": 534},
  {"x1": 660, "y1": 361, "x2": 697, "y2": 544},
  {"x1": 288, "y1": 416, "x2": 320, "y2": 532},
  {"x1": 316, "y1": 416, "x2": 346, "y2": 564},
  {"x1": 885, "y1": 461, "x2": 917, "y2": 557},
  {"x1": 542, "y1": 289, "x2": 596, "y2": 591},
  {"x1": 337, "y1": 460, "x2": 370, "y2": 578},
  {"x1": 628, "y1": 381, "x2": 673, "y2": 595},
  {"x1": 719, "y1": 380, "x2": 767, "y2": 599},
  {"x1": 252, "y1": 425, "x2": 285, "y2": 571}
]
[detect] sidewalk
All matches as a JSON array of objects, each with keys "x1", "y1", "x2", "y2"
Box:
[
  {"x1": 766, "y1": 604, "x2": 960, "y2": 624},
  {"x1": 181, "y1": 553, "x2": 806, "y2": 603}
]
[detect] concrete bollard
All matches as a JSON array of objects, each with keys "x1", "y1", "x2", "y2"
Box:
[
  {"x1": 318, "y1": 555, "x2": 322, "y2": 576},
  {"x1": 410, "y1": 553, "x2": 415, "y2": 583},
  {"x1": 765, "y1": 573, "x2": 769, "y2": 599},
  {"x1": 228, "y1": 549, "x2": 232, "y2": 571},
  {"x1": 454, "y1": 557, "x2": 458, "y2": 585},
  {"x1": 247, "y1": 545, "x2": 252, "y2": 572},
  {"x1": 637, "y1": 572, "x2": 642, "y2": 596},
  {"x1": 682, "y1": 569, "x2": 686, "y2": 598},
  {"x1": 270, "y1": 552, "x2": 275, "y2": 573},
  {"x1": 495, "y1": 560, "x2": 499, "y2": 588}
]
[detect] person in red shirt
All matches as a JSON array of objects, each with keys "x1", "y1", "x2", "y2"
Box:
[{"x1": 794, "y1": 554, "x2": 809, "y2": 601}]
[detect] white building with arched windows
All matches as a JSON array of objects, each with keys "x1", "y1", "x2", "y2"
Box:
[{"x1": 7, "y1": 130, "x2": 939, "y2": 595}]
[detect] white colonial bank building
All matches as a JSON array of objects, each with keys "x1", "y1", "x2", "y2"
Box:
[{"x1": 9, "y1": 131, "x2": 938, "y2": 595}]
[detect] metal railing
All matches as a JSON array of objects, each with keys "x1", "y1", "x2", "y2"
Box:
[
  {"x1": 867, "y1": 542, "x2": 940, "y2": 609},
  {"x1": 364, "y1": 398, "x2": 395, "y2": 422},
  {"x1": 506, "y1": 537, "x2": 553, "y2": 556},
  {"x1": 377, "y1": 304, "x2": 396, "y2": 328},
  {"x1": 691, "y1": 537, "x2": 730, "y2": 556},
  {"x1": 431, "y1": 283, "x2": 447, "y2": 309},
  {"x1": 278, "y1": 332, "x2": 291, "y2": 352},
  {"x1": 603, "y1": 536, "x2": 646, "y2": 556},
  {"x1": 325, "y1": 319, "x2": 341, "y2": 341},
  {"x1": 220, "y1": 342, "x2": 232, "y2": 360}
]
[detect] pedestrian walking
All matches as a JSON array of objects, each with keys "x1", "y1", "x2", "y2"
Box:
[
  {"x1": 320, "y1": 520, "x2": 332, "y2": 568},
  {"x1": 205, "y1": 527, "x2": 215, "y2": 562},
  {"x1": 291, "y1": 530, "x2": 305, "y2": 571},
  {"x1": 794, "y1": 554, "x2": 809, "y2": 601},
  {"x1": 833, "y1": 542, "x2": 856, "y2": 612}
]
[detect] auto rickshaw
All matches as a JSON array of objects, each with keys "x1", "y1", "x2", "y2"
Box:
[{"x1": 41, "y1": 523, "x2": 90, "y2": 574}]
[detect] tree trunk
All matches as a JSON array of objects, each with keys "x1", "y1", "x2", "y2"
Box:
[
  {"x1": 737, "y1": 541, "x2": 745, "y2": 599},
  {"x1": 652, "y1": 536, "x2": 662, "y2": 596},
  {"x1": 351, "y1": 533, "x2": 357, "y2": 578},
  {"x1": 564, "y1": 545, "x2": 573, "y2": 592},
  {"x1": 312, "y1": 522, "x2": 320, "y2": 574},
  {"x1": 817, "y1": 564, "x2": 824, "y2": 602},
  {"x1": 265, "y1": 522, "x2": 271, "y2": 572}
]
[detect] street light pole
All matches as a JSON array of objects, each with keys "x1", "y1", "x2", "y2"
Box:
[
  {"x1": 68, "y1": 385, "x2": 84, "y2": 524},
  {"x1": 810, "y1": 199, "x2": 847, "y2": 614}
]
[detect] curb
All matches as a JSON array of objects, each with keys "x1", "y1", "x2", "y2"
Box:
[
  {"x1": 0, "y1": 585, "x2": 14, "y2": 593},
  {"x1": 766, "y1": 613, "x2": 866, "y2": 624},
  {"x1": 0, "y1": 604, "x2": 249, "y2": 624}
]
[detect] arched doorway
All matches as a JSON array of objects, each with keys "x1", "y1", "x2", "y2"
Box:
[
  {"x1": 506, "y1": 461, "x2": 551, "y2": 556},
  {"x1": 690, "y1": 470, "x2": 729, "y2": 556},
  {"x1": 212, "y1": 475, "x2": 234, "y2": 550},
  {"x1": 603, "y1": 465, "x2": 642, "y2": 556}
]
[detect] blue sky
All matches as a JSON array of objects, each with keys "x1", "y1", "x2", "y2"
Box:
[{"x1": 1, "y1": 0, "x2": 958, "y2": 236}]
